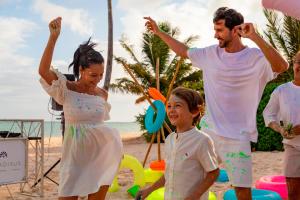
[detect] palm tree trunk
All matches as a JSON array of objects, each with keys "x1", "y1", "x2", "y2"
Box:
[{"x1": 104, "y1": 0, "x2": 113, "y2": 90}]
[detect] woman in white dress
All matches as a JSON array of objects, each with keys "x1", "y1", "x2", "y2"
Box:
[{"x1": 39, "y1": 17, "x2": 123, "y2": 200}]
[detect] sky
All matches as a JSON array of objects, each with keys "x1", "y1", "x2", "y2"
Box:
[{"x1": 0, "y1": 0, "x2": 270, "y2": 122}]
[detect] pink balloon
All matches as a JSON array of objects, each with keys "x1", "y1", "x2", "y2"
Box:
[{"x1": 262, "y1": 0, "x2": 300, "y2": 20}]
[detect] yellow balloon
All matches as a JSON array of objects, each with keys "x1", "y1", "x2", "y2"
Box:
[
  {"x1": 147, "y1": 187, "x2": 164, "y2": 200},
  {"x1": 144, "y1": 168, "x2": 164, "y2": 183},
  {"x1": 209, "y1": 191, "x2": 217, "y2": 200},
  {"x1": 147, "y1": 188, "x2": 216, "y2": 200},
  {"x1": 109, "y1": 154, "x2": 145, "y2": 192}
]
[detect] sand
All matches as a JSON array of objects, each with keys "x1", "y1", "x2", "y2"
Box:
[{"x1": 0, "y1": 134, "x2": 284, "y2": 200}]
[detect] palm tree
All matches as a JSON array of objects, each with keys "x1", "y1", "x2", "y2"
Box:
[
  {"x1": 255, "y1": 10, "x2": 300, "y2": 151},
  {"x1": 104, "y1": 0, "x2": 113, "y2": 91},
  {"x1": 111, "y1": 22, "x2": 202, "y2": 97},
  {"x1": 263, "y1": 9, "x2": 300, "y2": 82},
  {"x1": 110, "y1": 22, "x2": 203, "y2": 138}
]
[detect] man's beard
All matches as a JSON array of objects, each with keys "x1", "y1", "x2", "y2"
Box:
[{"x1": 219, "y1": 39, "x2": 230, "y2": 48}]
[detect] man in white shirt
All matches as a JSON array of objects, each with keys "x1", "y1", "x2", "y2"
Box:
[
  {"x1": 144, "y1": 7, "x2": 288, "y2": 200},
  {"x1": 263, "y1": 51, "x2": 300, "y2": 200}
]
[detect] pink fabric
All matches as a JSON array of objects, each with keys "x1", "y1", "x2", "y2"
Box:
[
  {"x1": 262, "y1": 0, "x2": 300, "y2": 20},
  {"x1": 255, "y1": 175, "x2": 288, "y2": 199}
]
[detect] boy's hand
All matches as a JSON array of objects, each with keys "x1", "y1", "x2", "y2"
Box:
[
  {"x1": 135, "y1": 188, "x2": 152, "y2": 200},
  {"x1": 49, "y1": 17, "x2": 62, "y2": 41}
]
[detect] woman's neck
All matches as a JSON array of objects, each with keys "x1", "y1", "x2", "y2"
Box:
[{"x1": 76, "y1": 80, "x2": 93, "y2": 92}]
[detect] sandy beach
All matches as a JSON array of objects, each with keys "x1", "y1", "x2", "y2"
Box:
[{"x1": 0, "y1": 134, "x2": 284, "y2": 200}]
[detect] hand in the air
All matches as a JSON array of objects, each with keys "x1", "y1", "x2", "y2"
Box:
[
  {"x1": 144, "y1": 16, "x2": 160, "y2": 35},
  {"x1": 49, "y1": 17, "x2": 62, "y2": 41}
]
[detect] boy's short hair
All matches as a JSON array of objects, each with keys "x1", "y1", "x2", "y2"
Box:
[{"x1": 171, "y1": 87, "x2": 204, "y2": 125}]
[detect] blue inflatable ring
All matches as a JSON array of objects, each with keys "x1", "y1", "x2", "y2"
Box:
[
  {"x1": 216, "y1": 169, "x2": 229, "y2": 183},
  {"x1": 223, "y1": 188, "x2": 282, "y2": 200},
  {"x1": 145, "y1": 100, "x2": 166, "y2": 134}
]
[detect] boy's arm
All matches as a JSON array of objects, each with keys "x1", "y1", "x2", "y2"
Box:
[
  {"x1": 184, "y1": 168, "x2": 219, "y2": 200},
  {"x1": 136, "y1": 175, "x2": 165, "y2": 200},
  {"x1": 146, "y1": 175, "x2": 165, "y2": 192}
]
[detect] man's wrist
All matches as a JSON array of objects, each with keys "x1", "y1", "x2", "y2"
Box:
[{"x1": 249, "y1": 32, "x2": 261, "y2": 43}]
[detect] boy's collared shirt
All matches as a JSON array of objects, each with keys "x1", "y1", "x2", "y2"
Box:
[{"x1": 164, "y1": 127, "x2": 218, "y2": 200}]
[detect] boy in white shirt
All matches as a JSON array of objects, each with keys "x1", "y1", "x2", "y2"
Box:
[
  {"x1": 263, "y1": 51, "x2": 300, "y2": 200},
  {"x1": 144, "y1": 7, "x2": 288, "y2": 200},
  {"x1": 137, "y1": 87, "x2": 219, "y2": 200}
]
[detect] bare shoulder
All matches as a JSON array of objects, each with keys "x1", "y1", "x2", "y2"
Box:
[
  {"x1": 95, "y1": 87, "x2": 108, "y2": 100},
  {"x1": 65, "y1": 81, "x2": 76, "y2": 91}
]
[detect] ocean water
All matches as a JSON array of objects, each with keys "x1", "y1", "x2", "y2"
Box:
[{"x1": 0, "y1": 121, "x2": 142, "y2": 138}]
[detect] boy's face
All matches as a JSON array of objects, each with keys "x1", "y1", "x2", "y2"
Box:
[{"x1": 167, "y1": 95, "x2": 194, "y2": 127}]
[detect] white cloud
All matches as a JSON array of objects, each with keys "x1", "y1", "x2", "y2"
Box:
[
  {"x1": 33, "y1": 0, "x2": 94, "y2": 36},
  {"x1": 117, "y1": 0, "x2": 170, "y2": 12},
  {"x1": 117, "y1": 0, "x2": 267, "y2": 48},
  {"x1": 0, "y1": 17, "x2": 37, "y2": 54},
  {"x1": 0, "y1": 17, "x2": 37, "y2": 76},
  {"x1": 0, "y1": 17, "x2": 41, "y2": 119}
]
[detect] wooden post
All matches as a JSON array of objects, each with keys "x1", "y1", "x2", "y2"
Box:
[
  {"x1": 165, "y1": 58, "x2": 184, "y2": 102},
  {"x1": 155, "y1": 57, "x2": 161, "y2": 161},
  {"x1": 160, "y1": 127, "x2": 166, "y2": 142},
  {"x1": 143, "y1": 133, "x2": 156, "y2": 167},
  {"x1": 156, "y1": 57, "x2": 160, "y2": 91},
  {"x1": 157, "y1": 130, "x2": 161, "y2": 161}
]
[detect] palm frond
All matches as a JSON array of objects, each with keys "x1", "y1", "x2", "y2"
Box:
[
  {"x1": 263, "y1": 9, "x2": 290, "y2": 58},
  {"x1": 109, "y1": 77, "x2": 143, "y2": 95},
  {"x1": 119, "y1": 36, "x2": 143, "y2": 65}
]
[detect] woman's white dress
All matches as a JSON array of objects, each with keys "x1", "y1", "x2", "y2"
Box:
[{"x1": 40, "y1": 69, "x2": 123, "y2": 197}]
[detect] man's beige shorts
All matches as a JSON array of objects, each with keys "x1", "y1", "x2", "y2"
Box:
[
  {"x1": 283, "y1": 144, "x2": 300, "y2": 177},
  {"x1": 206, "y1": 130, "x2": 252, "y2": 188}
]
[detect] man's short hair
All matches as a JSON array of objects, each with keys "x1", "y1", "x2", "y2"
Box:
[{"x1": 213, "y1": 7, "x2": 244, "y2": 30}]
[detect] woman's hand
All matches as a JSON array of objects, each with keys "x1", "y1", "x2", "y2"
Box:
[{"x1": 49, "y1": 17, "x2": 62, "y2": 42}]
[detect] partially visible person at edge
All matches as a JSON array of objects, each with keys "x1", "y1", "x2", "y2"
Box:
[
  {"x1": 263, "y1": 51, "x2": 300, "y2": 200},
  {"x1": 38, "y1": 17, "x2": 123, "y2": 200},
  {"x1": 144, "y1": 7, "x2": 288, "y2": 200}
]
